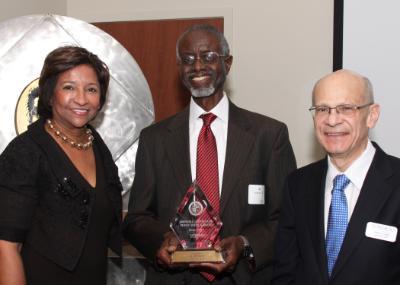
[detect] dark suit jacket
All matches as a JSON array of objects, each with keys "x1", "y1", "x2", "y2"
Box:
[
  {"x1": 272, "y1": 143, "x2": 400, "y2": 285},
  {"x1": 123, "y1": 101, "x2": 296, "y2": 285},
  {"x1": 0, "y1": 119, "x2": 122, "y2": 271}
]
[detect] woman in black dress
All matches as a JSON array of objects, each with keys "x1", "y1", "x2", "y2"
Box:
[{"x1": 0, "y1": 46, "x2": 122, "y2": 285}]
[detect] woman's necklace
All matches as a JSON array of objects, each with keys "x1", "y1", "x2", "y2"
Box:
[{"x1": 46, "y1": 119, "x2": 94, "y2": 150}]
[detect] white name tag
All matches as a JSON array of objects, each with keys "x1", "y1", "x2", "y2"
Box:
[
  {"x1": 248, "y1": 184, "x2": 265, "y2": 205},
  {"x1": 365, "y1": 222, "x2": 397, "y2": 242}
]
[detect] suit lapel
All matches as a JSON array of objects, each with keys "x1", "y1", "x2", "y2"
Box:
[
  {"x1": 220, "y1": 102, "x2": 255, "y2": 214},
  {"x1": 28, "y1": 118, "x2": 73, "y2": 182},
  {"x1": 306, "y1": 160, "x2": 330, "y2": 282},
  {"x1": 164, "y1": 107, "x2": 192, "y2": 196},
  {"x1": 331, "y1": 146, "x2": 395, "y2": 279},
  {"x1": 90, "y1": 127, "x2": 123, "y2": 215}
]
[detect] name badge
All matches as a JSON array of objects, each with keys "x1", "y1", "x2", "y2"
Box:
[
  {"x1": 365, "y1": 222, "x2": 397, "y2": 242},
  {"x1": 248, "y1": 184, "x2": 265, "y2": 205}
]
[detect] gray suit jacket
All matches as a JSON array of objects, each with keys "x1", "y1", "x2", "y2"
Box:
[
  {"x1": 124, "y1": 101, "x2": 296, "y2": 285},
  {"x1": 272, "y1": 143, "x2": 400, "y2": 285}
]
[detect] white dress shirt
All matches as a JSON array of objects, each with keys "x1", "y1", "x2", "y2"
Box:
[
  {"x1": 189, "y1": 93, "x2": 229, "y2": 194},
  {"x1": 324, "y1": 140, "x2": 376, "y2": 236}
]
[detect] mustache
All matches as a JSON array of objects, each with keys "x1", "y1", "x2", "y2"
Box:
[{"x1": 187, "y1": 70, "x2": 215, "y2": 79}]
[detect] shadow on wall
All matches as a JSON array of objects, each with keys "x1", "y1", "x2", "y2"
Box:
[
  {"x1": 310, "y1": 141, "x2": 325, "y2": 162},
  {"x1": 307, "y1": 127, "x2": 326, "y2": 164}
]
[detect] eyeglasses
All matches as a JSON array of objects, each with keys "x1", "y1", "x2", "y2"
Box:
[
  {"x1": 309, "y1": 103, "x2": 373, "y2": 118},
  {"x1": 179, "y1": 51, "x2": 227, "y2": 66}
]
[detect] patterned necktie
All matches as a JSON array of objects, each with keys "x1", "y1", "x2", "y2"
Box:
[
  {"x1": 196, "y1": 113, "x2": 219, "y2": 281},
  {"x1": 196, "y1": 113, "x2": 219, "y2": 215},
  {"x1": 326, "y1": 174, "x2": 350, "y2": 277}
]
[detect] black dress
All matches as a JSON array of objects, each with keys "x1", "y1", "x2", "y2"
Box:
[{"x1": 21, "y1": 142, "x2": 114, "y2": 285}]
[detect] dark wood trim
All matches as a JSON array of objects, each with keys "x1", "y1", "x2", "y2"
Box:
[{"x1": 333, "y1": 0, "x2": 344, "y2": 71}]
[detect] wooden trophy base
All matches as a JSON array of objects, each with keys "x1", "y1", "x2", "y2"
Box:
[{"x1": 171, "y1": 249, "x2": 225, "y2": 263}]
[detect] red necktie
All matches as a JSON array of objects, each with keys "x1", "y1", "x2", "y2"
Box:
[{"x1": 196, "y1": 113, "x2": 219, "y2": 281}]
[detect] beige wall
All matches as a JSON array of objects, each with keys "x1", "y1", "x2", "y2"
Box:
[
  {"x1": 0, "y1": 0, "x2": 65, "y2": 21},
  {"x1": 0, "y1": 0, "x2": 332, "y2": 166}
]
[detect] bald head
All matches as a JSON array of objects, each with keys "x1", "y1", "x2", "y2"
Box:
[
  {"x1": 176, "y1": 24, "x2": 230, "y2": 60},
  {"x1": 312, "y1": 69, "x2": 374, "y2": 106},
  {"x1": 311, "y1": 69, "x2": 380, "y2": 171}
]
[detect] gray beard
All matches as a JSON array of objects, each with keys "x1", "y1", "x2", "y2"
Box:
[{"x1": 190, "y1": 86, "x2": 215, "y2": 98}]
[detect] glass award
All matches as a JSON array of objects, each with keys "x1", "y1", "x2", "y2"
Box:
[{"x1": 170, "y1": 181, "x2": 224, "y2": 263}]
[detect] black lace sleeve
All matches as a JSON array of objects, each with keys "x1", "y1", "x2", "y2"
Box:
[{"x1": 0, "y1": 134, "x2": 41, "y2": 242}]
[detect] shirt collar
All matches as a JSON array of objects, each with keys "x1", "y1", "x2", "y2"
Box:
[
  {"x1": 189, "y1": 92, "x2": 229, "y2": 123},
  {"x1": 327, "y1": 140, "x2": 376, "y2": 189}
]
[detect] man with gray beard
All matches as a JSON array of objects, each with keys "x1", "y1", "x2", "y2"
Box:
[{"x1": 123, "y1": 24, "x2": 296, "y2": 285}]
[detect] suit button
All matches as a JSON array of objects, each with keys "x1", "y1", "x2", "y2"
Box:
[
  {"x1": 82, "y1": 193, "x2": 90, "y2": 204},
  {"x1": 80, "y1": 211, "x2": 88, "y2": 219},
  {"x1": 78, "y1": 220, "x2": 86, "y2": 229},
  {"x1": 54, "y1": 183, "x2": 61, "y2": 193}
]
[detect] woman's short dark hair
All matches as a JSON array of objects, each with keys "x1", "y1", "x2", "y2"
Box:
[{"x1": 37, "y1": 45, "x2": 110, "y2": 119}]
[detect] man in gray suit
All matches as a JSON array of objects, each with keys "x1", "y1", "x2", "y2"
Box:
[
  {"x1": 272, "y1": 69, "x2": 400, "y2": 285},
  {"x1": 123, "y1": 24, "x2": 296, "y2": 285}
]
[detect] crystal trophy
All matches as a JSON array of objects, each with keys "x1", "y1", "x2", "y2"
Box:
[{"x1": 169, "y1": 182, "x2": 224, "y2": 263}]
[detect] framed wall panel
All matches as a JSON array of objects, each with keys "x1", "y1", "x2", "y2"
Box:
[{"x1": 333, "y1": 0, "x2": 400, "y2": 158}]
